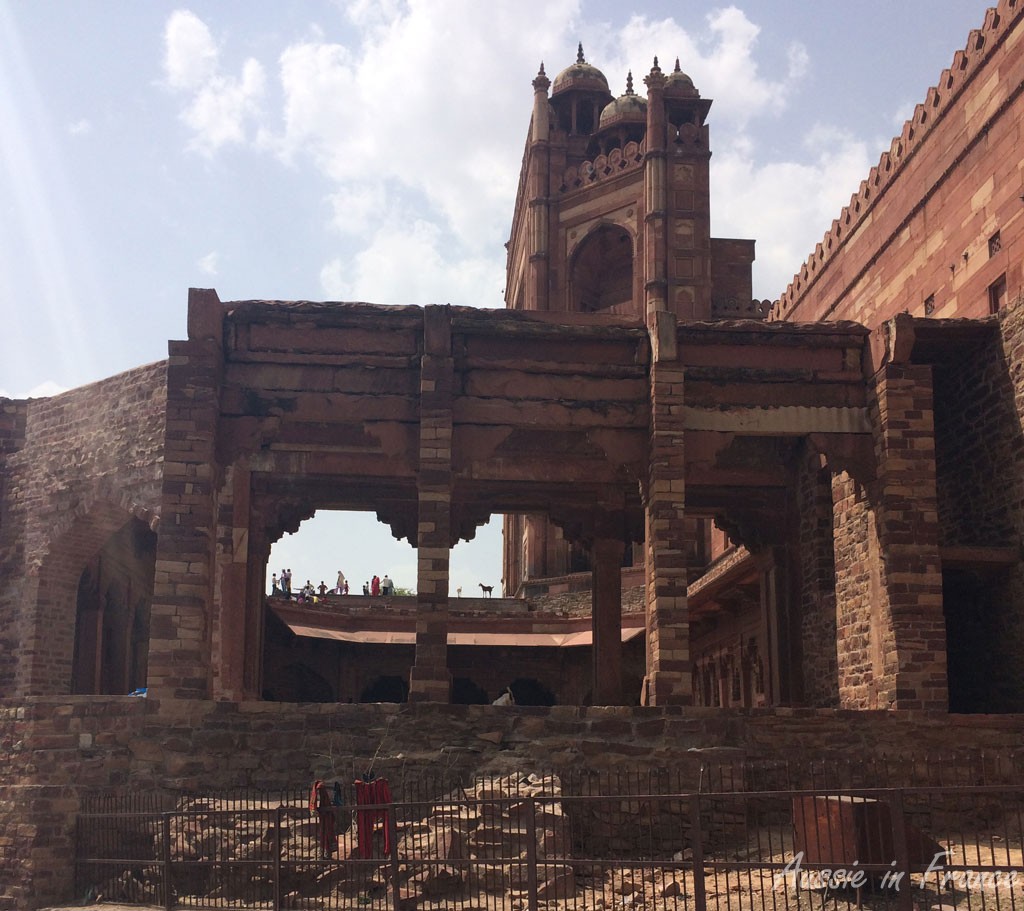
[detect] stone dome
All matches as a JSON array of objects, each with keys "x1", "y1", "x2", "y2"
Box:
[
  {"x1": 552, "y1": 43, "x2": 610, "y2": 97},
  {"x1": 665, "y1": 57, "x2": 698, "y2": 97},
  {"x1": 598, "y1": 73, "x2": 647, "y2": 130}
]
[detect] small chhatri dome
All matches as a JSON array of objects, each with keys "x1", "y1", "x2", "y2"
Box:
[
  {"x1": 599, "y1": 71, "x2": 647, "y2": 130},
  {"x1": 552, "y1": 42, "x2": 610, "y2": 96},
  {"x1": 665, "y1": 57, "x2": 698, "y2": 97}
]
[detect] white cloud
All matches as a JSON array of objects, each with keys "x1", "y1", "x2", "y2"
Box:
[
  {"x1": 169, "y1": 3, "x2": 868, "y2": 304},
  {"x1": 164, "y1": 10, "x2": 218, "y2": 91},
  {"x1": 163, "y1": 10, "x2": 266, "y2": 154},
  {"x1": 67, "y1": 118, "x2": 92, "y2": 136},
  {"x1": 712, "y1": 124, "x2": 873, "y2": 299},
  {"x1": 320, "y1": 218, "x2": 504, "y2": 307},
  {"x1": 198, "y1": 250, "x2": 219, "y2": 275},
  {"x1": 0, "y1": 380, "x2": 68, "y2": 400}
]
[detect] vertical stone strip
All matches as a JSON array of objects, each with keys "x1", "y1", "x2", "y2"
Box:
[
  {"x1": 243, "y1": 535, "x2": 270, "y2": 699},
  {"x1": 147, "y1": 288, "x2": 224, "y2": 700},
  {"x1": 643, "y1": 61, "x2": 668, "y2": 321},
  {"x1": 591, "y1": 535, "x2": 624, "y2": 705},
  {"x1": 871, "y1": 362, "x2": 947, "y2": 709},
  {"x1": 212, "y1": 460, "x2": 252, "y2": 700},
  {"x1": 643, "y1": 311, "x2": 692, "y2": 705},
  {"x1": 528, "y1": 65, "x2": 551, "y2": 312},
  {"x1": 408, "y1": 306, "x2": 454, "y2": 703}
]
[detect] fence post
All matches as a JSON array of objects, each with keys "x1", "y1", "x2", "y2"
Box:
[
  {"x1": 525, "y1": 796, "x2": 539, "y2": 911},
  {"x1": 689, "y1": 793, "x2": 707, "y2": 911},
  {"x1": 273, "y1": 807, "x2": 282, "y2": 911},
  {"x1": 889, "y1": 789, "x2": 913, "y2": 911},
  {"x1": 161, "y1": 812, "x2": 172, "y2": 911},
  {"x1": 389, "y1": 803, "x2": 401, "y2": 911}
]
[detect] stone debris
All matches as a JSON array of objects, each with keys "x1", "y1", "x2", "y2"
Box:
[{"x1": 94, "y1": 773, "x2": 577, "y2": 907}]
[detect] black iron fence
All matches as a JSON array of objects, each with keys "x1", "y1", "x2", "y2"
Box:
[{"x1": 76, "y1": 762, "x2": 1024, "y2": 911}]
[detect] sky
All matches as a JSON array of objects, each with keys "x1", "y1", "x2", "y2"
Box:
[{"x1": 0, "y1": 0, "x2": 992, "y2": 595}]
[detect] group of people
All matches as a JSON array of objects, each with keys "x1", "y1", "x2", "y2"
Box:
[
  {"x1": 362, "y1": 574, "x2": 394, "y2": 596},
  {"x1": 270, "y1": 568, "x2": 397, "y2": 599}
]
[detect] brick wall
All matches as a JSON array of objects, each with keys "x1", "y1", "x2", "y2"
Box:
[
  {"x1": 4, "y1": 697, "x2": 1024, "y2": 908},
  {"x1": 831, "y1": 472, "x2": 883, "y2": 708},
  {"x1": 0, "y1": 363, "x2": 166, "y2": 697},
  {"x1": 774, "y1": 1, "x2": 1024, "y2": 327}
]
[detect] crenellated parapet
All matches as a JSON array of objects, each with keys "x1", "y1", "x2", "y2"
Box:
[
  {"x1": 771, "y1": 0, "x2": 1023, "y2": 323},
  {"x1": 558, "y1": 140, "x2": 645, "y2": 193}
]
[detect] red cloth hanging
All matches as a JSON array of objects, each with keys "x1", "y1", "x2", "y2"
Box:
[
  {"x1": 309, "y1": 779, "x2": 336, "y2": 857},
  {"x1": 353, "y1": 777, "x2": 392, "y2": 858}
]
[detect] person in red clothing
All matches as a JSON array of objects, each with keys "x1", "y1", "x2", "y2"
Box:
[
  {"x1": 371, "y1": 575, "x2": 380, "y2": 596},
  {"x1": 309, "y1": 780, "x2": 336, "y2": 858},
  {"x1": 353, "y1": 776, "x2": 392, "y2": 858}
]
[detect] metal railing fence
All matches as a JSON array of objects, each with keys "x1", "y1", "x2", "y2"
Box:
[{"x1": 75, "y1": 758, "x2": 1024, "y2": 910}]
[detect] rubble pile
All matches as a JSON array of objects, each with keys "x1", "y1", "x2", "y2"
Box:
[
  {"x1": 90, "y1": 774, "x2": 581, "y2": 908},
  {"x1": 396, "y1": 771, "x2": 575, "y2": 906}
]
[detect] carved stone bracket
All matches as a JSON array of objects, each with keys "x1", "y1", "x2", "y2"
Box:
[{"x1": 807, "y1": 432, "x2": 876, "y2": 486}]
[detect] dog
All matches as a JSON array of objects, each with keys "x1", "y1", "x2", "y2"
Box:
[{"x1": 479, "y1": 583, "x2": 493, "y2": 597}]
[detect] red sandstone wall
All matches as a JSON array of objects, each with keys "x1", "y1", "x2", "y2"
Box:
[
  {"x1": 4, "y1": 697, "x2": 1024, "y2": 907},
  {"x1": 0, "y1": 362, "x2": 167, "y2": 697},
  {"x1": 774, "y1": 2, "x2": 1024, "y2": 327}
]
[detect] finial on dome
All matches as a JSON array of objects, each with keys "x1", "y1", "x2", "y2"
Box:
[
  {"x1": 577, "y1": 42, "x2": 586, "y2": 64},
  {"x1": 533, "y1": 61, "x2": 550, "y2": 91},
  {"x1": 653, "y1": 55, "x2": 660, "y2": 70},
  {"x1": 674, "y1": 57, "x2": 682, "y2": 73},
  {"x1": 625, "y1": 71, "x2": 634, "y2": 95}
]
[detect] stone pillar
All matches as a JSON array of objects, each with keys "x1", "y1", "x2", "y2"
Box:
[
  {"x1": 211, "y1": 460, "x2": 252, "y2": 701},
  {"x1": 147, "y1": 288, "x2": 224, "y2": 700},
  {"x1": 408, "y1": 306, "x2": 454, "y2": 703},
  {"x1": 527, "y1": 65, "x2": 551, "y2": 312},
  {"x1": 759, "y1": 546, "x2": 802, "y2": 705},
  {"x1": 871, "y1": 362, "x2": 947, "y2": 709},
  {"x1": 243, "y1": 534, "x2": 269, "y2": 699},
  {"x1": 643, "y1": 60, "x2": 668, "y2": 321},
  {"x1": 591, "y1": 535, "x2": 624, "y2": 705},
  {"x1": 642, "y1": 311, "x2": 691, "y2": 704}
]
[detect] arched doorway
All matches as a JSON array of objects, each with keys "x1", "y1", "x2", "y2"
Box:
[
  {"x1": 71, "y1": 517, "x2": 156, "y2": 694},
  {"x1": 569, "y1": 224, "x2": 635, "y2": 315}
]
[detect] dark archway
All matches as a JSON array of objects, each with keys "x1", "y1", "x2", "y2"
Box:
[
  {"x1": 509, "y1": 677, "x2": 556, "y2": 706},
  {"x1": 71, "y1": 517, "x2": 156, "y2": 695},
  {"x1": 359, "y1": 675, "x2": 409, "y2": 704},
  {"x1": 452, "y1": 676, "x2": 489, "y2": 705},
  {"x1": 570, "y1": 224, "x2": 634, "y2": 315}
]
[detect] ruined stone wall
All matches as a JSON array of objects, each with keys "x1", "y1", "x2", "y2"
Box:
[
  {"x1": 0, "y1": 362, "x2": 167, "y2": 698},
  {"x1": 774, "y1": 2, "x2": 1024, "y2": 327},
  {"x1": 932, "y1": 301, "x2": 1024, "y2": 709},
  {"x1": 4, "y1": 697, "x2": 1024, "y2": 908},
  {"x1": 831, "y1": 472, "x2": 885, "y2": 709},
  {"x1": 933, "y1": 326, "x2": 1017, "y2": 546},
  {"x1": 0, "y1": 399, "x2": 28, "y2": 697}
]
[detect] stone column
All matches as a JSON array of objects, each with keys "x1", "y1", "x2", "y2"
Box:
[
  {"x1": 527, "y1": 64, "x2": 551, "y2": 312},
  {"x1": 408, "y1": 306, "x2": 454, "y2": 703},
  {"x1": 643, "y1": 60, "x2": 668, "y2": 321},
  {"x1": 243, "y1": 534, "x2": 269, "y2": 699},
  {"x1": 642, "y1": 311, "x2": 692, "y2": 704},
  {"x1": 211, "y1": 460, "x2": 252, "y2": 701},
  {"x1": 147, "y1": 288, "x2": 224, "y2": 700},
  {"x1": 591, "y1": 535, "x2": 624, "y2": 705},
  {"x1": 870, "y1": 362, "x2": 947, "y2": 709},
  {"x1": 759, "y1": 545, "x2": 803, "y2": 705}
]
